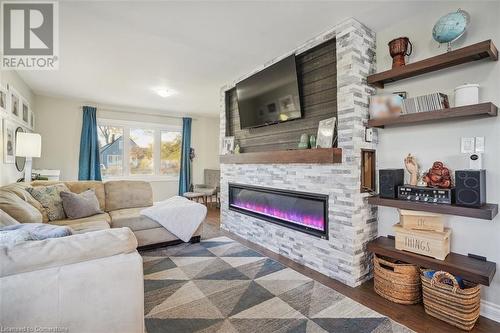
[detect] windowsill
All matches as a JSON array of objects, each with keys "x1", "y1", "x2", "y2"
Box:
[{"x1": 102, "y1": 175, "x2": 179, "y2": 182}]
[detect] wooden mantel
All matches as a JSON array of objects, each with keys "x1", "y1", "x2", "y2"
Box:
[{"x1": 219, "y1": 148, "x2": 342, "y2": 164}]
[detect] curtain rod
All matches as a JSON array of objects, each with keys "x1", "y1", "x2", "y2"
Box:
[{"x1": 80, "y1": 104, "x2": 202, "y2": 120}]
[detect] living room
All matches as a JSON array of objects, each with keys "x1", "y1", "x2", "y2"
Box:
[{"x1": 1, "y1": 1, "x2": 499, "y2": 333}]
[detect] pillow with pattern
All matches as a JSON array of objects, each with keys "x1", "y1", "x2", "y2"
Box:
[{"x1": 27, "y1": 184, "x2": 70, "y2": 221}]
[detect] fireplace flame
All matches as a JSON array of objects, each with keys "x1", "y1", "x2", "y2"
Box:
[{"x1": 232, "y1": 200, "x2": 325, "y2": 231}]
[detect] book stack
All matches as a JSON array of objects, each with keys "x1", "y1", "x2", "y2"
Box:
[{"x1": 402, "y1": 93, "x2": 449, "y2": 114}]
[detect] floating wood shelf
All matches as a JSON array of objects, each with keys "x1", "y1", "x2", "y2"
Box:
[
  {"x1": 367, "y1": 196, "x2": 498, "y2": 221},
  {"x1": 367, "y1": 102, "x2": 498, "y2": 128},
  {"x1": 367, "y1": 40, "x2": 498, "y2": 88},
  {"x1": 220, "y1": 148, "x2": 342, "y2": 164},
  {"x1": 368, "y1": 236, "x2": 496, "y2": 286}
]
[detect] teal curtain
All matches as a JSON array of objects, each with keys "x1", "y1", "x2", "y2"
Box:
[
  {"x1": 78, "y1": 106, "x2": 102, "y2": 181},
  {"x1": 178, "y1": 117, "x2": 192, "y2": 195}
]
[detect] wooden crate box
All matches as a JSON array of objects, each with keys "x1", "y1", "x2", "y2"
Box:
[
  {"x1": 393, "y1": 223, "x2": 451, "y2": 260},
  {"x1": 399, "y1": 209, "x2": 444, "y2": 232}
]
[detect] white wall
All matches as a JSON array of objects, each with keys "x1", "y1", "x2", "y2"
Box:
[
  {"x1": 33, "y1": 94, "x2": 219, "y2": 201},
  {"x1": 0, "y1": 71, "x2": 36, "y2": 185},
  {"x1": 375, "y1": 1, "x2": 500, "y2": 309},
  {"x1": 191, "y1": 116, "x2": 220, "y2": 185}
]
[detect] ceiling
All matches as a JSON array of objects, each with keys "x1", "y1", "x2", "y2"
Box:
[{"x1": 19, "y1": 1, "x2": 435, "y2": 117}]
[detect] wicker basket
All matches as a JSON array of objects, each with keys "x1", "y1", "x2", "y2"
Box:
[
  {"x1": 421, "y1": 269, "x2": 481, "y2": 331},
  {"x1": 373, "y1": 254, "x2": 421, "y2": 304}
]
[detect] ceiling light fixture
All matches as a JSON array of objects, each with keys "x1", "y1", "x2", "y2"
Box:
[{"x1": 154, "y1": 87, "x2": 177, "y2": 98}]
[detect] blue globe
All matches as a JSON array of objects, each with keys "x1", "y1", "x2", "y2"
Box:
[{"x1": 432, "y1": 10, "x2": 470, "y2": 44}]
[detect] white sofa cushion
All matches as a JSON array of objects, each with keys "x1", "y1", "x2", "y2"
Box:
[
  {"x1": 109, "y1": 207, "x2": 161, "y2": 231},
  {"x1": 0, "y1": 227, "x2": 137, "y2": 277}
]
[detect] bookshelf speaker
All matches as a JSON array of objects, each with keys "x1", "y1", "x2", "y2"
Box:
[
  {"x1": 379, "y1": 169, "x2": 404, "y2": 199},
  {"x1": 455, "y1": 170, "x2": 486, "y2": 208}
]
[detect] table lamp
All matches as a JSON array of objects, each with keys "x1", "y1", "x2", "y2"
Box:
[{"x1": 15, "y1": 132, "x2": 41, "y2": 183}]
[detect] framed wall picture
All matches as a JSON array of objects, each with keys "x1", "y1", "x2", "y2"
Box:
[
  {"x1": 3, "y1": 119, "x2": 16, "y2": 164},
  {"x1": 221, "y1": 136, "x2": 235, "y2": 155},
  {"x1": 29, "y1": 108, "x2": 35, "y2": 130},
  {"x1": 0, "y1": 86, "x2": 8, "y2": 115},
  {"x1": 22, "y1": 99, "x2": 29, "y2": 124},
  {"x1": 10, "y1": 90, "x2": 20, "y2": 119},
  {"x1": 316, "y1": 117, "x2": 336, "y2": 148}
]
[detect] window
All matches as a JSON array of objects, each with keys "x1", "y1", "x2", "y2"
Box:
[
  {"x1": 97, "y1": 119, "x2": 182, "y2": 179},
  {"x1": 130, "y1": 128, "x2": 154, "y2": 175},
  {"x1": 98, "y1": 126, "x2": 123, "y2": 177},
  {"x1": 107, "y1": 155, "x2": 121, "y2": 166},
  {"x1": 161, "y1": 131, "x2": 182, "y2": 176}
]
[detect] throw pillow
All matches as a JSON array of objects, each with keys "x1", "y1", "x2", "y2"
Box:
[
  {"x1": 60, "y1": 189, "x2": 103, "y2": 219},
  {"x1": 0, "y1": 191, "x2": 43, "y2": 223},
  {"x1": 1, "y1": 183, "x2": 50, "y2": 222},
  {"x1": 27, "y1": 184, "x2": 70, "y2": 221},
  {"x1": 0, "y1": 208, "x2": 21, "y2": 227}
]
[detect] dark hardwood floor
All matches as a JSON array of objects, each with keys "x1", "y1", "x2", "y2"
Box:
[{"x1": 201, "y1": 208, "x2": 500, "y2": 333}]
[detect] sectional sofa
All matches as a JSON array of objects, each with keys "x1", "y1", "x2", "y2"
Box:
[
  {"x1": 0, "y1": 180, "x2": 203, "y2": 332},
  {"x1": 0, "y1": 180, "x2": 202, "y2": 247}
]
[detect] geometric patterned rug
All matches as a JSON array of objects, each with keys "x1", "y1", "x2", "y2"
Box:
[{"x1": 141, "y1": 236, "x2": 414, "y2": 333}]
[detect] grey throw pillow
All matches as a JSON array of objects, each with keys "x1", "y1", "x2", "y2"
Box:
[{"x1": 60, "y1": 189, "x2": 103, "y2": 219}]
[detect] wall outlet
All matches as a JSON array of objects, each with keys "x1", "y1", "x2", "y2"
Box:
[{"x1": 365, "y1": 128, "x2": 373, "y2": 142}]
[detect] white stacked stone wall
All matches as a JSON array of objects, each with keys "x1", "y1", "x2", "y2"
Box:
[{"x1": 219, "y1": 18, "x2": 377, "y2": 286}]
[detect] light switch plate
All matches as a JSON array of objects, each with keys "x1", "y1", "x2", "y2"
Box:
[
  {"x1": 461, "y1": 137, "x2": 475, "y2": 154},
  {"x1": 365, "y1": 128, "x2": 373, "y2": 142},
  {"x1": 475, "y1": 136, "x2": 485, "y2": 153}
]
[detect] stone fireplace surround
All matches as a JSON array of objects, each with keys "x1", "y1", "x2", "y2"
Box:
[{"x1": 219, "y1": 18, "x2": 377, "y2": 287}]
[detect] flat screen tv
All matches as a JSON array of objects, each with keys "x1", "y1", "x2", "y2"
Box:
[{"x1": 236, "y1": 55, "x2": 302, "y2": 129}]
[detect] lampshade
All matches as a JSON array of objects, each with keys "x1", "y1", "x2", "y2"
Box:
[{"x1": 15, "y1": 132, "x2": 41, "y2": 158}]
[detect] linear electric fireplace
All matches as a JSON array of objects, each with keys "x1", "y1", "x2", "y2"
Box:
[{"x1": 228, "y1": 183, "x2": 328, "y2": 239}]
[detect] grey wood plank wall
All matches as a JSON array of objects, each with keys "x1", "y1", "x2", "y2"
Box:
[{"x1": 225, "y1": 38, "x2": 337, "y2": 153}]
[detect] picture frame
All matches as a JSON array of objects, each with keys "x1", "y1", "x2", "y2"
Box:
[
  {"x1": 316, "y1": 117, "x2": 336, "y2": 148},
  {"x1": 221, "y1": 136, "x2": 235, "y2": 155},
  {"x1": 0, "y1": 85, "x2": 8, "y2": 115},
  {"x1": 29, "y1": 108, "x2": 35, "y2": 130},
  {"x1": 22, "y1": 99, "x2": 30, "y2": 124},
  {"x1": 3, "y1": 119, "x2": 16, "y2": 164},
  {"x1": 10, "y1": 89, "x2": 20, "y2": 119}
]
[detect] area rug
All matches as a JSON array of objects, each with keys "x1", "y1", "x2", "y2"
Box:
[{"x1": 141, "y1": 236, "x2": 413, "y2": 333}]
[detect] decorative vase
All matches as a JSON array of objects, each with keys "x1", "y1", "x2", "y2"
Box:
[
  {"x1": 309, "y1": 135, "x2": 316, "y2": 148},
  {"x1": 388, "y1": 37, "x2": 412, "y2": 68},
  {"x1": 298, "y1": 133, "x2": 309, "y2": 149}
]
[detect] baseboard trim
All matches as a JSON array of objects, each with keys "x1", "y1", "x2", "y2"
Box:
[{"x1": 481, "y1": 300, "x2": 500, "y2": 323}]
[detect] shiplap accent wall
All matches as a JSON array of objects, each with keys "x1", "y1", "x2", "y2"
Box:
[{"x1": 225, "y1": 39, "x2": 337, "y2": 153}]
